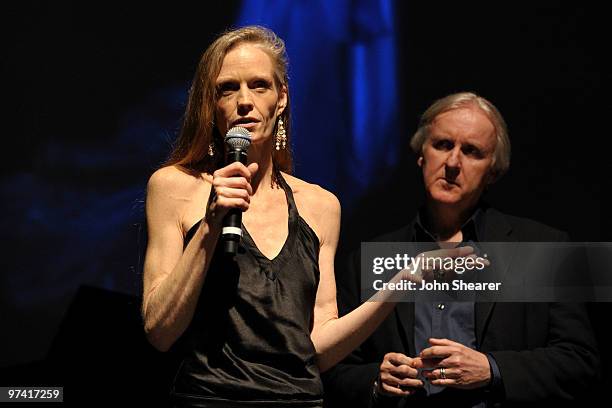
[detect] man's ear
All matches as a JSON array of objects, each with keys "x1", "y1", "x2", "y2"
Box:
[{"x1": 486, "y1": 169, "x2": 498, "y2": 185}]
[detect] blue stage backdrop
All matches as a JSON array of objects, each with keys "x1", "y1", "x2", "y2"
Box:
[{"x1": 236, "y1": 0, "x2": 399, "y2": 202}]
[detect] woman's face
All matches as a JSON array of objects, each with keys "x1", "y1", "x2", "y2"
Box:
[{"x1": 215, "y1": 43, "x2": 287, "y2": 145}]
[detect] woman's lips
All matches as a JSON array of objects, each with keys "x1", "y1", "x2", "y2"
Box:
[
  {"x1": 232, "y1": 118, "x2": 260, "y2": 129},
  {"x1": 234, "y1": 122, "x2": 258, "y2": 130}
]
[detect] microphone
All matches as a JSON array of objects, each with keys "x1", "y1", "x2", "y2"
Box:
[{"x1": 221, "y1": 126, "x2": 252, "y2": 255}]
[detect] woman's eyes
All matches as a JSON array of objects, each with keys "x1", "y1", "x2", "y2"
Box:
[
  {"x1": 252, "y1": 80, "x2": 272, "y2": 90},
  {"x1": 217, "y1": 80, "x2": 271, "y2": 96},
  {"x1": 218, "y1": 82, "x2": 239, "y2": 95}
]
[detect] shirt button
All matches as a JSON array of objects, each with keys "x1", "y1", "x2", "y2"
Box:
[{"x1": 437, "y1": 303, "x2": 445, "y2": 310}]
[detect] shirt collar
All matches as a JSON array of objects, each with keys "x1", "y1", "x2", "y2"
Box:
[{"x1": 413, "y1": 204, "x2": 484, "y2": 243}]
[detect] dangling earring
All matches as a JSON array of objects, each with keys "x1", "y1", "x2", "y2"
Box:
[
  {"x1": 208, "y1": 118, "x2": 217, "y2": 156},
  {"x1": 275, "y1": 117, "x2": 287, "y2": 150}
]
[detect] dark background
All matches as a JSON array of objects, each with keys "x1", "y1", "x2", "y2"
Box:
[{"x1": 1, "y1": 1, "x2": 609, "y2": 404}]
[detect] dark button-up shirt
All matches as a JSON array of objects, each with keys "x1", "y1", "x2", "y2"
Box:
[{"x1": 411, "y1": 207, "x2": 502, "y2": 403}]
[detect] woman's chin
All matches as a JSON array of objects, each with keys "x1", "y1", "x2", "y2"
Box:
[{"x1": 247, "y1": 133, "x2": 273, "y2": 145}]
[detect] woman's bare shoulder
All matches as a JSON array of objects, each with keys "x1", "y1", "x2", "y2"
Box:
[
  {"x1": 282, "y1": 173, "x2": 340, "y2": 242},
  {"x1": 148, "y1": 165, "x2": 211, "y2": 194},
  {"x1": 147, "y1": 166, "x2": 213, "y2": 234},
  {"x1": 282, "y1": 173, "x2": 340, "y2": 212}
]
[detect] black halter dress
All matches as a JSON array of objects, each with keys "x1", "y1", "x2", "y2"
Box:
[{"x1": 170, "y1": 174, "x2": 323, "y2": 408}]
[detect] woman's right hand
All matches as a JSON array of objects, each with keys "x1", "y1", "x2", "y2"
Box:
[{"x1": 207, "y1": 161, "x2": 259, "y2": 226}]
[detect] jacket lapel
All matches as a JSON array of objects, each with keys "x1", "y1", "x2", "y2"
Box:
[
  {"x1": 387, "y1": 222, "x2": 418, "y2": 355},
  {"x1": 475, "y1": 208, "x2": 514, "y2": 348}
]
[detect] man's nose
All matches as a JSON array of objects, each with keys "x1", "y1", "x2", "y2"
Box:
[
  {"x1": 237, "y1": 85, "x2": 254, "y2": 114},
  {"x1": 445, "y1": 147, "x2": 461, "y2": 177}
]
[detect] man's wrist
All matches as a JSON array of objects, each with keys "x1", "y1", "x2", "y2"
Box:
[
  {"x1": 373, "y1": 376, "x2": 416, "y2": 408},
  {"x1": 372, "y1": 376, "x2": 397, "y2": 401},
  {"x1": 372, "y1": 376, "x2": 384, "y2": 399},
  {"x1": 484, "y1": 353, "x2": 504, "y2": 397}
]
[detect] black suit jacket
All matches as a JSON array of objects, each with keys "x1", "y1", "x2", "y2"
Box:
[{"x1": 322, "y1": 207, "x2": 600, "y2": 407}]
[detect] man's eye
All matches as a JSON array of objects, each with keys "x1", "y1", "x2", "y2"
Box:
[
  {"x1": 463, "y1": 146, "x2": 483, "y2": 158},
  {"x1": 434, "y1": 140, "x2": 453, "y2": 150}
]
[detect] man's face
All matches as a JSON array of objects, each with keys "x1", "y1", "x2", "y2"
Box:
[{"x1": 418, "y1": 106, "x2": 497, "y2": 210}]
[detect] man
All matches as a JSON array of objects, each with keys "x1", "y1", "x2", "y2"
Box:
[{"x1": 322, "y1": 92, "x2": 599, "y2": 407}]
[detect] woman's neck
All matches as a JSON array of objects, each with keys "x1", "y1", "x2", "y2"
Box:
[{"x1": 247, "y1": 139, "x2": 277, "y2": 195}]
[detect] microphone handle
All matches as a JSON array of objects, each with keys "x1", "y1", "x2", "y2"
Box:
[{"x1": 222, "y1": 149, "x2": 248, "y2": 255}]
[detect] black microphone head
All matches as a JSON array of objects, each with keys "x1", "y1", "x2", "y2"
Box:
[{"x1": 225, "y1": 126, "x2": 251, "y2": 151}]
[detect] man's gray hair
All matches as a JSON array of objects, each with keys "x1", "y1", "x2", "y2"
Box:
[{"x1": 410, "y1": 92, "x2": 511, "y2": 180}]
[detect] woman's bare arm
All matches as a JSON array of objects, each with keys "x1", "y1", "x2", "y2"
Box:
[
  {"x1": 308, "y1": 187, "x2": 473, "y2": 372},
  {"x1": 142, "y1": 167, "x2": 220, "y2": 352},
  {"x1": 142, "y1": 162, "x2": 257, "y2": 351},
  {"x1": 308, "y1": 189, "x2": 397, "y2": 371}
]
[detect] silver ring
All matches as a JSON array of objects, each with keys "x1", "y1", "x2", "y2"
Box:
[{"x1": 440, "y1": 367, "x2": 446, "y2": 379}]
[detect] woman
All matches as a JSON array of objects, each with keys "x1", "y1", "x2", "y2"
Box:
[{"x1": 142, "y1": 26, "x2": 470, "y2": 407}]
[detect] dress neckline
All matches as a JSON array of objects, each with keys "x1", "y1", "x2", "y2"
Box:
[
  {"x1": 183, "y1": 172, "x2": 299, "y2": 267},
  {"x1": 241, "y1": 172, "x2": 298, "y2": 266}
]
